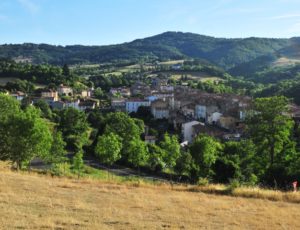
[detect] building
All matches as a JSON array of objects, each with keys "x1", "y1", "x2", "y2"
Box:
[
  {"x1": 181, "y1": 120, "x2": 202, "y2": 143},
  {"x1": 109, "y1": 87, "x2": 131, "y2": 97},
  {"x1": 111, "y1": 98, "x2": 126, "y2": 111},
  {"x1": 10, "y1": 91, "x2": 25, "y2": 101},
  {"x1": 130, "y1": 82, "x2": 151, "y2": 96},
  {"x1": 41, "y1": 90, "x2": 58, "y2": 101},
  {"x1": 144, "y1": 136, "x2": 157, "y2": 144},
  {"x1": 81, "y1": 90, "x2": 92, "y2": 98},
  {"x1": 125, "y1": 99, "x2": 150, "y2": 113},
  {"x1": 151, "y1": 99, "x2": 170, "y2": 119},
  {"x1": 78, "y1": 100, "x2": 97, "y2": 111},
  {"x1": 57, "y1": 85, "x2": 73, "y2": 96}
]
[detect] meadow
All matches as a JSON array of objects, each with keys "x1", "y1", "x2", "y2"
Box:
[{"x1": 0, "y1": 163, "x2": 299, "y2": 229}]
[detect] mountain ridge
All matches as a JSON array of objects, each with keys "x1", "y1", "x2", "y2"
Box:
[{"x1": 0, "y1": 31, "x2": 299, "y2": 71}]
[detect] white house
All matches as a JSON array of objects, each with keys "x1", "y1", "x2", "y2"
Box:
[
  {"x1": 207, "y1": 112, "x2": 223, "y2": 124},
  {"x1": 125, "y1": 99, "x2": 150, "y2": 113},
  {"x1": 181, "y1": 120, "x2": 202, "y2": 143}
]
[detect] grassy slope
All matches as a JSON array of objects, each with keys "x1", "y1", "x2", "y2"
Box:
[{"x1": 1, "y1": 168, "x2": 300, "y2": 229}]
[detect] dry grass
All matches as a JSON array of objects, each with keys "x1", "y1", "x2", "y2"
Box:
[
  {"x1": 272, "y1": 57, "x2": 300, "y2": 67},
  {"x1": 0, "y1": 165, "x2": 300, "y2": 229}
]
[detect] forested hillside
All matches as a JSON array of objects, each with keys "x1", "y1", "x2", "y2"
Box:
[{"x1": 0, "y1": 32, "x2": 297, "y2": 70}]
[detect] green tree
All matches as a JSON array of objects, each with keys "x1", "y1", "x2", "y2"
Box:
[
  {"x1": 148, "y1": 144, "x2": 166, "y2": 171},
  {"x1": 190, "y1": 134, "x2": 222, "y2": 179},
  {"x1": 58, "y1": 107, "x2": 90, "y2": 151},
  {"x1": 48, "y1": 131, "x2": 67, "y2": 164},
  {"x1": 72, "y1": 150, "x2": 84, "y2": 179},
  {"x1": 0, "y1": 106, "x2": 52, "y2": 169},
  {"x1": 34, "y1": 99, "x2": 53, "y2": 120},
  {"x1": 0, "y1": 94, "x2": 20, "y2": 121},
  {"x1": 126, "y1": 139, "x2": 149, "y2": 173},
  {"x1": 95, "y1": 133, "x2": 122, "y2": 165},
  {"x1": 214, "y1": 140, "x2": 257, "y2": 184},
  {"x1": 174, "y1": 151, "x2": 193, "y2": 178},
  {"x1": 246, "y1": 96, "x2": 295, "y2": 166},
  {"x1": 160, "y1": 133, "x2": 181, "y2": 170}
]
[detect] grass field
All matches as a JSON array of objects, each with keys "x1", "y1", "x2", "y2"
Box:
[
  {"x1": 168, "y1": 71, "x2": 222, "y2": 82},
  {"x1": 0, "y1": 165, "x2": 300, "y2": 229}
]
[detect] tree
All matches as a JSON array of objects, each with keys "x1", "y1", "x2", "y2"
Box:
[
  {"x1": 189, "y1": 134, "x2": 222, "y2": 179},
  {"x1": 126, "y1": 139, "x2": 149, "y2": 173},
  {"x1": 246, "y1": 96, "x2": 295, "y2": 166},
  {"x1": 72, "y1": 150, "x2": 84, "y2": 179},
  {"x1": 58, "y1": 107, "x2": 90, "y2": 151},
  {"x1": 148, "y1": 144, "x2": 166, "y2": 171},
  {"x1": 0, "y1": 94, "x2": 20, "y2": 121},
  {"x1": 160, "y1": 133, "x2": 180, "y2": 170},
  {"x1": 174, "y1": 151, "x2": 193, "y2": 178},
  {"x1": 104, "y1": 112, "x2": 144, "y2": 160},
  {"x1": 48, "y1": 131, "x2": 67, "y2": 165},
  {"x1": 95, "y1": 133, "x2": 122, "y2": 165},
  {"x1": 62, "y1": 64, "x2": 70, "y2": 76},
  {"x1": 0, "y1": 106, "x2": 52, "y2": 169},
  {"x1": 34, "y1": 99, "x2": 53, "y2": 119},
  {"x1": 214, "y1": 140, "x2": 257, "y2": 184}
]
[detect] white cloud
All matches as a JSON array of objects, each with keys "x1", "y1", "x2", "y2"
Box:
[
  {"x1": 269, "y1": 14, "x2": 300, "y2": 20},
  {"x1": 17, "y1": 0, "x2": 39, "y2": 14}
]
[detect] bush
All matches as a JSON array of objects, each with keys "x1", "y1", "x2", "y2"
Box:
[
  {"x1": 197, "y1": 177, "x2": 209, "y2": 186},
  {"x1": 228, "y1": 179, "x2": 240, "y2": 191}
]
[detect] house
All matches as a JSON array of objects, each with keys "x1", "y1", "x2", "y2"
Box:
[
  {"x1": 180, "y1": 103, "x2": 195, "y2": 118},
  {"x1": 41, "y1": 89, "x2": 58, "y2": 101},
  {"x1": 78, "y1": 100, "x2": 97, "y2": 111},
  {"x1": 57, "y1": 85, "x2": 73, "y2": 96},
  {"x1": 109, "y1": 87, "x2": 131, "y2": 97},
  {"x1": 144, "y1": 136, "x2": 157, "y2": 144},
  {"x1": 151, "y1": 99, "x2": 170, "y2": 119},
  {"x1": 111, "y1": 98, "x2": 126, "y2": 111},
  {"x1": 81, "y1": 90, "x2": 92, "y2": 98},
  {"x1": 130, "y1": 82, "x2": 151, "y2": 96},
  {"x1": 125, "y1": 98, "x2": 150, "y2": 113},
  {"x1": 10, "y1": 91, "x2": 25, "y2": 101},
  {"x1": 181, "y1": 120, "x2": 202, "y2": 143},
  {"x1": 151, "y1": 77, "x2": 168, "y2": 90},
  {"x1": 218, "y1": 116, "x2": 238, "y2": 130},
  {"x1": 207, "y1": 112, "x2": 223, "y2": 125}
]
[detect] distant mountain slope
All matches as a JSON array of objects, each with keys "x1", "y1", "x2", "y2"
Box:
[{"x1": 0, "y1": 32, "x2": 297, "y2": 70}]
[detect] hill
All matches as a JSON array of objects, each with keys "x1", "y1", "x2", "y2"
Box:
[
  {"x1": 0, "y1": 167, "x2": 300, "y2": 229},
  {"x1": 0, "y1": 32, "x2": 297, "y2": 70}
]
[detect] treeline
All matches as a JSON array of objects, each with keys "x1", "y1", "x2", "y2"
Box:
[
  {"x1": 1, "y1": 94, "x2": 298, "y2": 188},
  {"x1": 0, "y1": 59, "x2": 77, "y2": 85}
]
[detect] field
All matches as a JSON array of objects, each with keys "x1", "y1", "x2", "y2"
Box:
[
  {"x1": 0, "y1": 167, "x2": 300, "y2": 229},
  {"x1": 168, "y1": 71, "x2": 222, "y2": 82},
  {"x1": 272, "y1": 57, "x2": 300, "y2": 67}
]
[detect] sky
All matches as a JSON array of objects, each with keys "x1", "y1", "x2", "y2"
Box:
[{"x1": 0, "y1": 0, "x2": 300, "y2": 45}]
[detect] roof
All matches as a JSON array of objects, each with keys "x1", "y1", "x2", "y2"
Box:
[
  {"x1": 145, "y1": 136, "x2": 157, "y2": 141},
  {"x1": 126, "y1": 98, "x2": 149, "y2": 102}
]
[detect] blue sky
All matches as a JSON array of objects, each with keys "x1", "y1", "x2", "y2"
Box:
[{"x1": 0, "y1": 0, "x2": 300, "y2": 45}]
